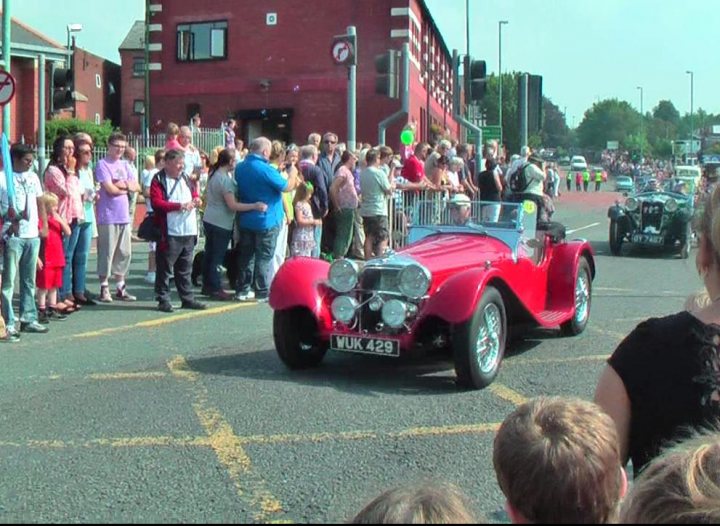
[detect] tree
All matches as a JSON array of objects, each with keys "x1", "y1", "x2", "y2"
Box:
[
  {"x1": 576, "y1": 99, "x2": 641, "y2": 151},
  {"x1": 652, "y1": 100, "x2": 680, "y2": 125},
  {"x1": 541, "y1": 98, "x2": 571, "y2": 149}
]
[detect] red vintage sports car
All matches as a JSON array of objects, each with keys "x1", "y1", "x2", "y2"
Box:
[{"x1": 270, "y1": 199, "x2": 595, "y2": 389}]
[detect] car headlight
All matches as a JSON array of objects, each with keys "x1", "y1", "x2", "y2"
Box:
[
  {"x1": 328, "y1": 259, "x2": 359, "y2": 293},
  {"x1": 665, "y1": 198, "x2": 678, "y2": 213},
  {"x1": 381, "y1": 299, "x2": 407, "y2": 329},
  {"x1": 625, "y1": 197, "x2": 639, "y2": 212},
  {"x1": 398, "y1": 264, "x2": 431, "y2": 299},
  {"x1": 331, "y1": 296, "x2": 359, "y2": 324}
]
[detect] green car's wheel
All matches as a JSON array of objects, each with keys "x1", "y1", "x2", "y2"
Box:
[{"x1": 609, "y1": 220, "x2": 623, "y2": 256}]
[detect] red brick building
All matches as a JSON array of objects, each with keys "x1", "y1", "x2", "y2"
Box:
[
  {"x1": 119, "y1": 20, "x2": 146, "y2": 134},
  {"x1": 131, "y1": 0, "x2": 459, "y2": 148},
  {"x1": 0, "y1": 17, "x2": 120, "y2": 144}
]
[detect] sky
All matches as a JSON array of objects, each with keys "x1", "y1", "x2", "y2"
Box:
[{"x1": 13, "y1": 0, "x2": 716, "y2": 127}]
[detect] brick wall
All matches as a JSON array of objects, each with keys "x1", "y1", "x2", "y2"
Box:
[
  {"x1": 143, "y1": 0, "x2": 458, "y2": 149},
  {"x1": 120, "y1": 50, "x2": 145, "y2": 134}
]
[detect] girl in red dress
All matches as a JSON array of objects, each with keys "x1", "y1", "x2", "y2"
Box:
[{"x1": 36, "y1": 193, "x2": 71, "y2": 323}]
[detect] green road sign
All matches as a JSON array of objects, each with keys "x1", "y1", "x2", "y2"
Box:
[{"x1": 481, "y1": 125, "x2": 501, "y2": 142}]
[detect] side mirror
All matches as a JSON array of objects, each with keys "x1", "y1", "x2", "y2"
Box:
[{"x1": 622, "y1": 192, "x2": 628, "y2": 197}]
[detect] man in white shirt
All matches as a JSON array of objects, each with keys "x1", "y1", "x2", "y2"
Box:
[
  {"x1": 149, "y1": 149, "x2": 206, "y2": 313},
  {"x1": 0, "y1": 144, "x2": 48, "y2": 336}
]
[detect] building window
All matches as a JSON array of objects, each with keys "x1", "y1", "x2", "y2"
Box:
[
  {"x1": 133, "y1": 57, "x2": 145, "y2": 77},
  {"x1": 95, "y1": 74, "x2": 102, "y2": 89},
  {"x1": 177, "y1": 20, "x2": 228, "y2": 62},
  {"x1": 133, "y1": 100, "x2": 145, "y2": 115},
  {"x1": 95, "y1": 113, "x2": 101, "y2": 125}
]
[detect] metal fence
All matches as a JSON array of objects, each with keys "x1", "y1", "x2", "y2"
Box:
[{"x1": 35, "y1": 127, "x2": 225, "y2": 175}]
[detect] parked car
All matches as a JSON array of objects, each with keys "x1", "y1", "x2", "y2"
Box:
[
  {"x1": 607, "y1": 180, "x2": 694, "y2": 258},
  {"x1": 570, "y1": 155, "x2": 588, "y2": 171},
  {"x1": 270, "y1": 200, "x2": 596, "y2": 390},
  {"x1": 614, "y1": 175, "x2": 634, "y2": 192},
  {"x1": 558, "y1": 156, "x2": 570, "y2": 165}
]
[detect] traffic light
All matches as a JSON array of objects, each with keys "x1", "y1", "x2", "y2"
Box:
[
  {"x1": 374, "y1": 50, "x2": 398, "y2": 99},
  {"x1": 52, "y1": 67, "x2": 74, "y2": 111},
  {"x1": 528, "y1": 74, "x2": 543, "y2": 134},
  {"x1": 465, "y1": 57, "x2": 487, "y2": 101}
]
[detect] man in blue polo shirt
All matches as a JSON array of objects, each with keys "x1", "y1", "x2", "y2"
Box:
[{"x1": 234, "y1": 137, "x2": 299, "y2": 302}]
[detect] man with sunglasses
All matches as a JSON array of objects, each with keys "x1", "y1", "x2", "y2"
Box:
[{"x1": 317, "y1": 132, "x2": 341, "y2": 254}]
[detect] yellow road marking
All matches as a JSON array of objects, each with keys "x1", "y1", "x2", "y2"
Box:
[
  {"x1": 0, "y1": 436, "x2": 210, "y2": 449},
  {"x1": 488, "y1": 383, "x2": 528, "y2": 406},
  {"x1": 0, "y1": 423, "x2": 501, "y2": 452},
  {"x1": 588, "y1": 326, "x2": 627, "y2": 341},
  {"x1": 236, "y1": 423, "x2": 500, "y2": 446},
  {"x1": 87, "y1": 372, "x2": 168, "y2": 381},
  {"x1": 168, "y1": 355, "x2": 286, "y2": 523},
  {"x1": 506, "y1": 354, "x2": 609, "y2": 366},
  {"x1": 73, "y1": 303, "x2": 254, "y2": 339}
]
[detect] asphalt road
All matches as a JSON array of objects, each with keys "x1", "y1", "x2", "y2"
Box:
[{"x1": 0, "y1": 186, "x2": 702, "y2": 523}]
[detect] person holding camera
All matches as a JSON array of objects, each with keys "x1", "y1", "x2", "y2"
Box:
[{"x1": 1, "y1": 144, "x2": 48, "y2": 336}]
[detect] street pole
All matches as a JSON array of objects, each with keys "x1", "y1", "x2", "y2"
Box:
[
  {"x1": 519, "y1": 73, "x2": 528, "y2": 148},
  {"x1": 347, "y1": 25, "x2": 357, "y2": 151},
  {"x1": 452, "y1": 49, "x2": 482, "y2": 178},
  {"x1": 686, "y1": 70, "x2": 694, "y2": 160},
  {"x1": 2, "y1": 0, "x2": 11, "y2": 138},
  {"x1": 378, "y1": 43, "x2": 409, "y2": 145},
  {"x1": 144, "y1": 0, "x2": 151, "y2": 140},
  {"x1": 636, "y1": 86, "x2": 643, "y2": 160},
  {"x1": 498, "y1": 21, "x2": 508, "y2": 149},
  {"x1": 38, "y1": 54, "x2": 46, "y2": 171}
]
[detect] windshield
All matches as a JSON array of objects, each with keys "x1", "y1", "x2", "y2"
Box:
[{"x1": 407, "y1": 199, "x2": 528, "y2": 230}]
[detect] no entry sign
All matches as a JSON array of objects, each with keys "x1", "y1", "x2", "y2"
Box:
[{"x1": 0, "y1": 71, "x2": 16, "y2": 106}]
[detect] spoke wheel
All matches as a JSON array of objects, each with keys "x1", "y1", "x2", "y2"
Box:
[
  {"x1": 561, "y1": 258, "x2": 592, "y2": 336},
  {"x1": 453, "y1": 286, "x2": 507, "y2": 390}
]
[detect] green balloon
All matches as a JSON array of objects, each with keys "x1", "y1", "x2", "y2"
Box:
[{"x1": 400, "y1": 129, "x2": 414, "y2": 145}]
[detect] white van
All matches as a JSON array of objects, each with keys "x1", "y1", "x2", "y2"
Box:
[{"x1": 570, "y1": 155, "x2": 588, "y2": 171}]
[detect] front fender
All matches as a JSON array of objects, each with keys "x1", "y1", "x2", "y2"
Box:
[
  {"x1": 546, "y1": 240, "x2": 595, "y2": 311},
  {"x1": 607, "y1": 205, "x2": 626, "y2": 221},
  {"x1": 419, "y1": 268, "x2": 501, "y2": 325},
  {"x1": 269, "y1": 257, "x2": 332, "y2": 331}
]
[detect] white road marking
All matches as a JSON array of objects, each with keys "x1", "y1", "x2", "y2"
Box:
[{"x1": 566, "y1": 222, "x2": 601, "y2": 235}]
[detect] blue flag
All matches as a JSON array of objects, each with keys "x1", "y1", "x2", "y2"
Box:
[{"x1": 1, "y1": 133, "x2": 14, "y2": 212}]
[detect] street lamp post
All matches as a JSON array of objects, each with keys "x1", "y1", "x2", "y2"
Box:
[
  {"x1": 686, "y1": 70, "x2": 694, "y2": 161},
  {"x1": 498, "y1": 20, "x2": 508, "y2": 148},
  {"x1": 66, "y1": 23, "x2": 82, "y2": 70},
  {"x1": 636, "y1": 86, "x2": 643, "y2": 160}
]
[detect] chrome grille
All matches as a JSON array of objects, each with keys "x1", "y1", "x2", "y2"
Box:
[
  {"x1": 641, "y1": 201, "x2": 663, "y2": 231},
  {"x1": 360, "y1": 268, "x2": 401, "y2": 293},
  {"x1": 358, "y1": 267, "x2": 401, "y2": 333}
]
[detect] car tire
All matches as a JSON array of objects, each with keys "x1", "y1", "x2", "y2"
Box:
[
  {"x1": 609, "y1": 220, "x2": 623, "y2": 256},
  {"x1": 273, "y1": 308, "x2": 327, "y2": 369},
  {"x1": 453, "y1": 286, "x2": 507, "y2": 390},
  {"x1": 561, "y1": 257, "x2": 592, "y2": 336}
]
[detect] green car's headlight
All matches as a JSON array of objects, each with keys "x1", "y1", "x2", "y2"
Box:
[
  {"x1": 665, "y1": 198, "x2": 678, "y2": 213},
  {"x1": 625, "y1": 197, "x2": 639, "y2": 212},
  {"x1": 398, "y1": 264, "x2": 431, "y2": 299},
  {"x1": 328, "y1": 259, "x2": 359, "y2": 293}
]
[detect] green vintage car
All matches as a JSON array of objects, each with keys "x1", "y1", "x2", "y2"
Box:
[{"x1": 607, "y1": 180, "x2": 694, "y2": 258}]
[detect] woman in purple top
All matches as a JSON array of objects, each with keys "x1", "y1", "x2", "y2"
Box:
[{"x1": 94, "y1": 132, "x2": 141, "y2": 303}]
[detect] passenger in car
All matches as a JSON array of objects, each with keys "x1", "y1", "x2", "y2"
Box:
[{"x1": 447, "y1": 193, "x2": 474, "y2": 226}]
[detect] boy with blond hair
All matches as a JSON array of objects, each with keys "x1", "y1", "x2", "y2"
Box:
[
  {"x1": 493, "y1": 396, "x2": 627, "y2": 524},
  {"x1": 619, "y1": 430, "x2": 720, "y2": 523}
]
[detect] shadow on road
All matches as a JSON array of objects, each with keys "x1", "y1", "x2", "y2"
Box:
[{"x1": 188, "y1": 348, "x2": 472, "y2": 396}]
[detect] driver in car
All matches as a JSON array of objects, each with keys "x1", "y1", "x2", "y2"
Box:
[{"x1": 448, "y1": 193, "x2": 475, "y2": 226}]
